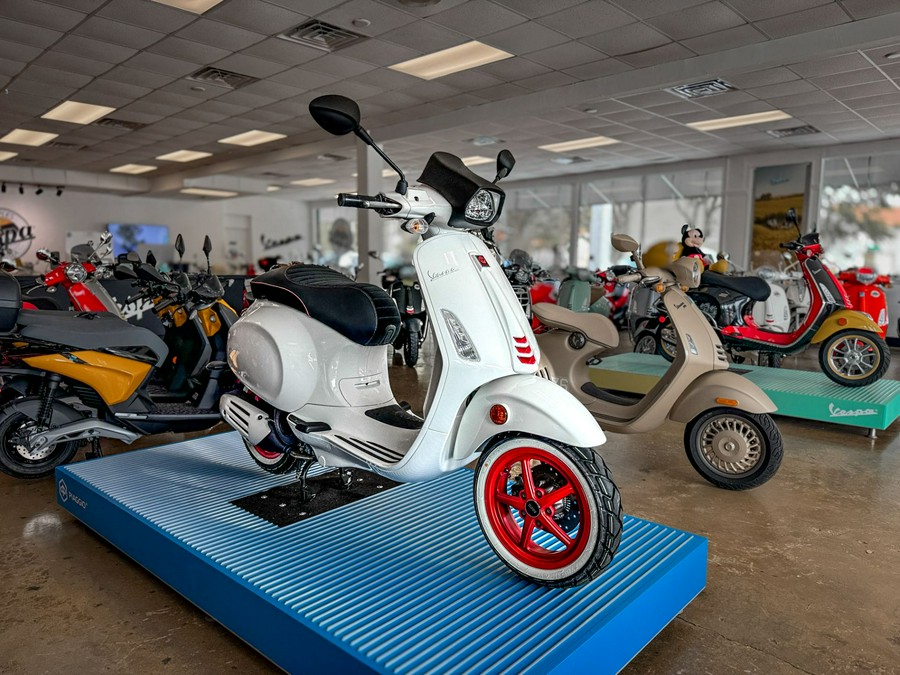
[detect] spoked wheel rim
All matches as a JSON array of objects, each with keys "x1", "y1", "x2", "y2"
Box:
[
  {"x1": 481, "y1": 445, "x2": 592, "y2": 571},
  {"x1": 698, "y1": 415, "x2": 762, "y2": 477},
  {"x1": 634, "y1": 334, "x2": 656, "y2": 354},
  {"x1": 659, "y1": 325, "x2": 678, "y2": 358},
  {"x1": 826, "y1": 334, "x2": 881, "y2": 380}
]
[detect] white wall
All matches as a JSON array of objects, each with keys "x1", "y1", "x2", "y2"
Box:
[{"x1": 0, "y1": 190, "x2": 309, "y2": 271}]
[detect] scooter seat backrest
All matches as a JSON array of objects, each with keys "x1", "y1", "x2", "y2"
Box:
[
  {"x1": 251, "y1": 264, "x2": 401, "y2": 347},
  {"x1": 701, "y1": 271, "x2": 770, "y2": 302},
  {"x1": 0, "y1": 269, "x2": 21, "y2": 334},
  {"x1": 533, "y1": 302, "x2": 619, "y2": 349}
]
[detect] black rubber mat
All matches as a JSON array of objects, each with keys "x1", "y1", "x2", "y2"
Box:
[{"x1": 231, "y1": 470, "x2": 402, "y2": 527}]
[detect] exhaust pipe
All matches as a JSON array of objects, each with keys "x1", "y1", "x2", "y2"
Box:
[
  {"x1": 29, "y1": 419, "x2": 140, "y2": 452},
  {"x1": 220, "y1": 393, "x2": 296, "y2": 454}
]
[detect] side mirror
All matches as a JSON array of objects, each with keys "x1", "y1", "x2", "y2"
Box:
[
  {"x1": 146, "y1": 250, "x2": 158, "y2": 267},
  {"x1": 309, "y1": 94, "x2": 361, "y2": 136},
  {"x1": 114, "y1": 263, "x2": 138, "y2": 280},
  {"x1": 494, "y1": 149, "x2": 515, "y2": 183},
  {"x1": 100, "y1": 232, "x2": 112, "y2": 244},
  {"x1": 36, "y1": 248, "x2": 51, "y2": 262},
  {"x1": 126, "y1": 251, "x2": 141, "y2": 264},
  {"x1": 175, "y1": 233, "x2": 185, "y2": 260},
  {"x1": 202, "y1": 235, "x2": 212, "y2": 273},
  {"x1": 785, "y1": 207, "x2": 797, "y2": 223},
  {"x1": 717, "y1": 251, "x2": 730, "y2": 261},
  {"x1": 611, "y1": 233, "x2": 639, "y2": 253}
]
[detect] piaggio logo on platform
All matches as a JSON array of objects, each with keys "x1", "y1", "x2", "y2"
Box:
[{"x1": 58, "y1": 479, "x2": 88, "y2": 509}]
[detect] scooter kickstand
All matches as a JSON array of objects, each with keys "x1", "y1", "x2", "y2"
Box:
[
  {"x1": 295, "y1": 458, "x2": 316, "y2": 503},
  {"x1": 85, "y1": 436, "x2": 103, "y2": 460}
]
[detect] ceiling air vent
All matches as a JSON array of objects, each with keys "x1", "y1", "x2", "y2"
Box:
[
  {"x1": 278, "y1": 20, "x2": 367, "y2": 52},
  {"x1": 766, "y1": 125, "x2": 820, "y2": 138},
  {"x1": 94, "y1": 117, "x2": 147, "y2": 131},
  {"x1": 666, "y1": 79, "x2": 736, "y2": 99},
  {"x1": 186, "y1": 67, "x2": 260, "y2": 90},
  {"x1": 45, "y1": 141, "x2": 85, "y2": 150}
]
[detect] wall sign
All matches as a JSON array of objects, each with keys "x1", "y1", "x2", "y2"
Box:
[
  {"x1": 0, "y1": 208, "x2": 36, "y2": 260},
  {"x1": 260, "y1": 232, "x2": 303, "y2": 250},
  {"x1": 750, "y1": 163, "x2": 810, "y2": 269}
]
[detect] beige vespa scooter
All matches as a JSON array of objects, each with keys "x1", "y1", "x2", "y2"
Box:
[{"x1": 533, "y1": 233, "x2": 783, "y2": 490}]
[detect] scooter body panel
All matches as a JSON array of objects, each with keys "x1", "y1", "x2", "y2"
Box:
[
  {"x1": 809, "y1": 308, "x2": 883, "y2": 344},
  {"x1": 22, "y1": 350, "x2": 152, "y2": 405},
  {"x1": 668, "y1": 370, "x2": 776, "y2": 423}
]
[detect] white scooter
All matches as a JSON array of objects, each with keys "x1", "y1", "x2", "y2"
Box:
[{"x1": 220, "y1": 94, "x2": 623, "y2": 588}]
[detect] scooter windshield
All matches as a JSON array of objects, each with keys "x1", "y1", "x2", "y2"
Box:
[{"x1": 417, "y1": 152, "x2": 505, "y2": 227}]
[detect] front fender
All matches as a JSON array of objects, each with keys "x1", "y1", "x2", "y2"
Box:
[
  {"x1": 810, "y1": 309, "x2": 882, "y2": 344},
  {"x1": 454, "y1": 375, "x2": 606, "y2": 460},
  {"x1": 669, "y1": 370, "x2": 776, "y2": 423}
]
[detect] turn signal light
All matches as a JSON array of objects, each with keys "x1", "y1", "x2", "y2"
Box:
[
  {"x1": 655, "y1": 283, "x2": 665, "y2": 293},
  {"x1": 837, "y1": 317, "x2": 848, "y2": 326},
  {"x1": 715, "y1": 397, "x2": 738, "y2": 406},
  {"x1": 489, "y1": 404, "x2": 508, "y2": 425}
]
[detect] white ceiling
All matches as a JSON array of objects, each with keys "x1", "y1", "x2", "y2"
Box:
[{"x1": 2, "y1": 0, "x2": 900, "y2": 200}]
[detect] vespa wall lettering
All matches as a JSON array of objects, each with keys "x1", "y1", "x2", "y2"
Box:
[{"x1": 0, "y1": 208, "x2": 36, "y2": 260}]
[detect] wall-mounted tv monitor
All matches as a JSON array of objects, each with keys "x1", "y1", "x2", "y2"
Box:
[{"x1": 107, "y1": 223, "x2": 169, "y2": 257}]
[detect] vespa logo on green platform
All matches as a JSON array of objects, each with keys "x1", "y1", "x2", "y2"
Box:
[
  {"x1": 828, "y1": 403, "x2": 877, "y2": 418},
  {"x1": 58, "y1": 479, "x2": 88, "y2": 509}
]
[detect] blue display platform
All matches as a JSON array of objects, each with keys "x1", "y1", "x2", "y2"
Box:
[
  {"x1": 591, "y1": 353, "x2": 900, "y2": 432},
  {"x1": 56, "y1": 432, "x2": 707, "y2": 675}
]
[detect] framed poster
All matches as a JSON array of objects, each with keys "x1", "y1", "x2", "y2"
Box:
[{"x1": 750, "y1": 163, "x2": 810, "y2": 269}]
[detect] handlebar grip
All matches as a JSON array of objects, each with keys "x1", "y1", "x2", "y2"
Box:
[{"x1": 337, "y1": 193, "x2": 401, "y2": 211}]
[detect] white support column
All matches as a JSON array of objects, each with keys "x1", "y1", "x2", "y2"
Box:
[
  {"x1": 356, "y1": 136, "x2": 383, "y2": 284},
  {"x1": 721, "y1": 156, "x2": 753, "y2": 269}
]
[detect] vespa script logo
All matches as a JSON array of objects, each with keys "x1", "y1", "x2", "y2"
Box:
[
  {"x1": 427, "y1": 266, "x2": 459, "y2": 281},
  {"x1": 0, "y1": 208, "x2": 36, "y2": 259},
  {"x1": 828, "y1": 403, "x2": 877, "y2": 418},
  {"x1": 58, "y1": 479, "x2": 88, "y2": 509}
]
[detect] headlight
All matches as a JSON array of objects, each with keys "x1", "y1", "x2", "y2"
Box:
[
  {"x1": 691, "y1": 258, "x2": 701, "y2": 287},
  {"x1": 856, "y1": 269, "x2": 875, "y2": 284},
  {"x1": 441, "y1": 309, "x2": 479, "y2": 361},
  {"x1": 65, "y1": 263, "x2": 88, "y2": 283},
  {"x1": 464, "y1": 188, "x2": 500, "y2": 223}
]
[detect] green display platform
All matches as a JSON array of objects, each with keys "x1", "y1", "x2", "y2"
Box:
[{"x1": 590, "y1": 353, "x2": 900, "y2": 432}]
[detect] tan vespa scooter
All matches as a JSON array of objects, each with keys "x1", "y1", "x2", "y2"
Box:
[{"x1": 533, "y1": 233, "x2": 784, "y2": 490}]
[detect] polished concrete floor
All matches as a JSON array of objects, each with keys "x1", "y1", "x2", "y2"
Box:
[{"x1": 1, "y1": 337, "x2": 899, "y2": 674}]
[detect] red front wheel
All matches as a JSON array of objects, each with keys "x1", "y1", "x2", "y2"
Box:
[
  {"x1": 474, "y1": 438, "x2": 622, "y2": 588},
  {"x1": 241, "y1": 437, "x2": 299, "y2": 474}
]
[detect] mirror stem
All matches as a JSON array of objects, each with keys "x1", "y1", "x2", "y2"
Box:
[{"x1": 355, "y1": 127, "x2": 407, "y2": 195}]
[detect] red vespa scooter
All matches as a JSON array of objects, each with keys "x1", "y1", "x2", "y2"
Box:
[{"x1": 838, "y1": 267, "x2": 891, "y2": 338}]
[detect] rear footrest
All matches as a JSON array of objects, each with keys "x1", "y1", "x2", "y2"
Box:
[{"x1": 288, "y1": 415, "x2": 331, "y2": 434}]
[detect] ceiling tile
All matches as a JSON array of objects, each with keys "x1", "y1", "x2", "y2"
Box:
[
  {"x1": 840, "y1": 0, "x2": 900, "y2": 20},
  {"x1": 318, "y1": 0, "x2": 418, "y2": 37},
  {"x1": 0, "y1": 57, "x2": 25, "y2": 78},
  {"x1": 104, "y1": 65, "x2": 177, "y2": 89},
  {"x1": 482, "y1": 21, "x2": 569, "y2": 55},
  {"x1": 648, "y1": 2, "x2": 745, "y2": 40},
  {"x1": 265, "y1": 0, "x2": 350, "y2": 15},
  {"x1": 766, "y1": 89, "x2": 835, "y2": 107},
  {"x1": 346, "y1": 66, "x2": 418, "y2": 91},
  {"x1": 580, "y1": 22, "x2": 671, "y2": 56},
  {"x1": 609, "y1": 0, "x2": 709, "y2": 19},
  {"x1": 0, "y1": 0, "x2": 86, "y2": 32},
  {"x1": 268, "y1": 66, "x2": 339, "y2": 90},
  {"x1": 512, "y1": 70, "x2": 578, "y2": 91},
  {"x1": 789, "y1": 52, "x2": 870, "y2": 77},
  {"x1": 745, "y1": 79, "x2": 817, "y2": 99},
  {"x1": 142, "y1": 90, "x2": 205, "y2": 108},
  {"x1": 880, "y1": 62, "x2": 900, "y2": 79},
  {"x1": 479, "y1": 56, "x2": 552, "y2": 82},
  {"x1": 240, "y1": 37, "x2": 324, "y2": 66},
  {"x1": 562, "y1": 57, "x2": 633, "y2": 80},
  {"x1": 526, "y1": 41, "x2": 607, "y2": 70},
  {"x1": 97, "y1": 0, "x2": 196, "y2": 32},
  {"x1": 680, "y1": 23, "x2": 767, "y2": 54},
  {"x1": 213, "y1": 53, "x2": 290, "y2": 79},
  {"x1": 326, "y1": 78, "x2": 401, "y2": 102},
  {"x1": 53, "y1": 35, "x2": 139, "y2": 63},
  {"x1": 77, "y1": 78, "x2": 153, "y2": 102},
  {"x1": 618, "y1": 41, "x2": 695, "y2": 68},
  {"x1": 206, "y1": 0, "x2": 309, "y2": 34},
  {"x1": 754, "y1": 4, "x2": 851, "y2": 39},
  {"x1": 176, "y1": 19, "x2": 267, "y2": 52},
  {"x1": 843, "y1": 93, "x2": 900, "y2": 109},
  {"x1": 491, "y1": 0, "x2": 585, "y2": 19},
  {"x1": 645, "y1": 100, "x2": 708, "y2": 116},
  {"x1": 617, "y1": 91, "x2": 679, "y2": 107},
  {"x1": 0, "y1": 19, "x2": 63, "y2": 49},
  {"x1": 379, "y1": 20, "x2": 466, "y2": 53},
  {"x1": 301, "y1": 54, "x2": 377, "y2": 79},
  {"x1": 234, "y1": 79, "x2": 305, "y2": 101},
  {"x1": 41, "y1": 0, "x2": 105, "y2": 10},
  {"x1": 537, "y1": 2, "x2": 635, "y2": 39},
  {"x1": 724, "y1": 0, "x2": 831, "y2": 22},
  {"x1": 148, "y1": 37, "x2": 233, "y2": 64},
  {"x1": 125, "y1": 52, "x2": 201, "y2": 78},
  {"x1": 73, "y1": 16, "x2": 166, "y2": 49},
  {"x1": 0, "y1": 40, "x2": 44, "y2": 63},
  {"x1": 33, "y1": 51, "x2": 114, "y2": 78},
  {"x1": 7, "y1": 77, "x2": 78, "y2": 101},
  {"x1": 429, "y1": 0, "x2": 527, "y2": 38},
  {"x1": 724, "y1": 66, "x2": 800, "y2": 89},
  {"x1": 828, "y1": 80, "x2": 899, "y2": 101},
  {"x1": 437, "y1": 68, "x2": 506, "y2": 91},
  {"x1": 19, "y1": 64, "x2": 94, "y2": 89}
]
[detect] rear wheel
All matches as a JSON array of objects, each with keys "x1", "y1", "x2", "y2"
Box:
[
  {"x1": 818, "y1": 329, "x2": 890, "y2": 387},
  {"x1": 632, "y1": 332, "x2": 658, "y2": 355},
  {"x1": 403, "y1": 330, "x2": 420, "y2": 367},
  {"x1": 658, "y1": 324, "x2": 677, "y2": 362},
  {"x1": 242, "y1": 437, "x2": 299, "y2": 474},
  {"x1": 474, "y1": 438, "x2": 622, "y2": 588},
  {"x1": 684, "y1": 408, "x2": 782, "y2": 490},
  {"x1": 0, "y1": 397, "x2": 82, "y2": 479},
  {"x1": 758, "y1": 352, "x2": 783, "y2": 368}
]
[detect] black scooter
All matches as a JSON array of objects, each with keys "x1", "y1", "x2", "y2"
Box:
[{"x1": 381, "y1": 263, "x2": 426, "y2": 366}]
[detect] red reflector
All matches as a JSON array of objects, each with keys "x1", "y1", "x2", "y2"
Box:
[
  {"x1": 517, "y1": 355, "x2": 536, "y2": 364},
  {"x1": 658, "y1": 316, "x2": 666, "y2": 323},
  {"x1": 513, "y1": 336, "x2": 528, "y2": 343},
  {"x1": 515, "y1": 345, "x2": 531, "y2": 353},
  {"x1": 475, "y1": 254, "x2": 490, "y2": 267},
  {"x1": 489, "y1": 404, "x2": 508, "y2": 425}
]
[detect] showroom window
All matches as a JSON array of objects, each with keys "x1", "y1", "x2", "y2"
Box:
[
  {"x1": 494, "y1": 184, "x2": 574, "y2": 271},
  {"x1": 819, "y1": 154, "x2": 900, "y2": 272},
  {"x1": 314, "y1": 205, "x2": 359, "y2": 277}
]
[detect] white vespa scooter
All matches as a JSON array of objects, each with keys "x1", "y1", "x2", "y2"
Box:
[{"x1": 220, "y1": 95, "x2": 622, "y2": 588}]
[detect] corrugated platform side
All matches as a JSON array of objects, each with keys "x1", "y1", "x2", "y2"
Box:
[{"x1": 57, "y1": 432, "x2": 707, "y2": 674}]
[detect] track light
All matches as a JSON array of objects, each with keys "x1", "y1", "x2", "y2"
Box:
[
  {"x1": 35, "y1": 186, "x2": 43, "y2": 195},
  {"x1": 18, "y1": 184, "x2": 23, "y2": 195},
  {"x1": 1, "y1": 182, "x2": 5, "y2": 193},
  {"x1": 56, "y1": 186, "x2": 63, "y2": 197}
]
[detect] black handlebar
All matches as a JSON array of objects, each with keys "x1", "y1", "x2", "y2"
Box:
[{"x1": 337, "y1": 193, "x2": 401, "y2": 212}]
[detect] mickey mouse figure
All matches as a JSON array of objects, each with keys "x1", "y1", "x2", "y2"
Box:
[{"x1": 680, "y1": 224, "x2": 712, "y2": 267}]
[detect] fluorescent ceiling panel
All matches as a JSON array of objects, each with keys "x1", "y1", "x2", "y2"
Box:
[
  {"x1": 267, "y1": 185, "x2": 281, "y2": 192},
  {"x1": 181, "y1": 187, "x2": 238, "y2": 197},
  {"x1": 218, "y1": 130, "x2": 287, "y2": 147},
  {"x1": 461, "y1": 156, "x2": 493, "y2": 166},
  {"x1": 0, "y1": 151, "x2": 17, "y2": 161},
  {"x1": 150, "y1": 0, "x2": 225, "y2": 13},
  {"x1": 41, "y1": 101, "x2": 116, "y2": 125},
  {"x1": 687, "y1": 110, "x2": 792, "y2": 131},
  {"x1": 156, "y1": 150, "x2": 213, "y2": 162},
  {"x1": 290, "y1": 178, "x2": 335, "y2": 186},
  {"x1": 0, "y1": 129, "x2": 59, "y2": 146},
  {"x1": 109, "y1": 164, "x2": 157, "y2": 174},
  {"x1": 538, "y1": 136, "x2": 620, "y2": 153},
  {"x1": 390, "y1": 41, "x2": 513, "y2": 80}
]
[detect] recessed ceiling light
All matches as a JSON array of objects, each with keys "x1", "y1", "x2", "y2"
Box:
[
  {"x1": 461, "y1": 156, "x2": 493, "y2": 166},
  {"x1": 109, "y1": 164, "x2": 157, "y2": 174},
  {"x1": 390, "y1": 41, "x2": 513, "y2": 80},
  {"x1": 885, "y1": 51, "x2": 900, "y2": 59},
  {"x1": 41, "y1": 100, "x2": 116, "y2": 125},
  {"x1": 180, "y1": 187, "x2": 238, "y2": 197},
  {"x1": 469, "y1": 135, "x2": 503, "y2": 146},
  {"x1": 218, "y1": 130, "x2": 287, "y2": 147},
  {"x1": 0, "y1": 129, "x2": 59, "y2": 146},
  {"x1": 156, "y1": 149, "x2": 213, "y2": 162},
  {"x1": 149, "y1": 0, "x2": 225, "y2": 14},
  {"x1": 0, "y1": 151, "x2": 17, "y2": 161},
  {"x1": 290, "y1": 178, "x2": 336, "y2": 186},
  {"x1": 687, "y1": 110, "x2": 791, "y2": 131},
  {"x1": 538, "y1": 136, "x2": 619, "y2": 153},
  {"x1": 266, "y1": 185, "x2": 281, "y2": 192}
]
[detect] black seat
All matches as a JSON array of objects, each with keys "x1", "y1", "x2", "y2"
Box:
[
  {"x1": 701, "y1": 271, "x2": 770, "y2": 302},
  {"x1": 0, "y1": 269, "x2": 21, "y2": 334},
  {"x1": 16, "y1": 310, "x2": 168, "y2": 366},
  {"x1": 251, "y1": 264, "x2": 400, "y2": 347}
]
